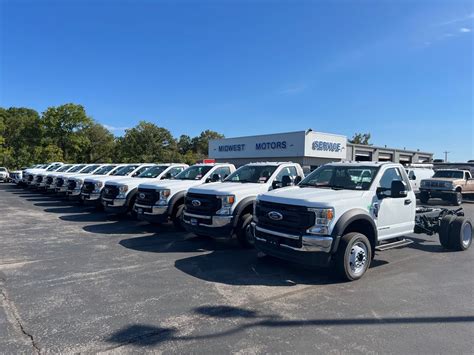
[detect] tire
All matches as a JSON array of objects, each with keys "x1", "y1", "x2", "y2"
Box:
[
  {"x1": 236, "y1": 213, "x2": 255, "y2": 248},
  {"x1": 439, "y1": 215, "x2": 455, "y2": 249},
  {"x1": 419, "y1": 191, "x2": 430, "y2": 204},
  {"x1": 172, "y1": 204, "x2": 185, "y2": 230},
  {"x1": 128, "y1": 195, "x2": 137, "y2": 219},
  {"x1": 335, "y1": 232, "x2": 372, "y2": 281},
  {"x1": 448, "y1": 217, "x2": 472, "y2": 251},
  {"x1": 452, "y1": 191, "x2": 462, "y2": 206}
]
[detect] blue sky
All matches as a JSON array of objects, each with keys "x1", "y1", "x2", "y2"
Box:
[{"x1": 1, "y1": 0, "x2": 472, "y2": 161}]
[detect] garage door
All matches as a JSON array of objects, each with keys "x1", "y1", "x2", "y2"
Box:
[
  {"x1": 355, "y1": 150, "x2": 372, "y2": 162},
  {"x1": 378, "y1": 152, "x2": 393, "y2": 162}
]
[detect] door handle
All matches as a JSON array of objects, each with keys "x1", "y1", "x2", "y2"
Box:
[{"x1": 404, "y1": 199, "x2": 412, "y2": 205}]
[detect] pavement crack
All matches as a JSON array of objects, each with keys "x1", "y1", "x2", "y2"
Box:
[{"x1": 0, "y1": 287, "x2": 41, "y2": 354}]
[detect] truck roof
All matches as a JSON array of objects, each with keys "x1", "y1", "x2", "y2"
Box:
[
  {"x1": 244, "y1": 162, "x2": 298, "y2": 166},
  {"x1": 328, "y1": 161, "x2": 398, "y2": 167}
]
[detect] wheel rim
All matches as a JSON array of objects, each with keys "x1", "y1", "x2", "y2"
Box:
[
  {"x1": 462, "y1": 223, "x2": 472, "y2": 248},
  {"x1": 349, "y1": 241, "x2": 368, "y2": 276}
]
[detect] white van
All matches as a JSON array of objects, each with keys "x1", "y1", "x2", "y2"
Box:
[{"x1": 405, "y1": 164, "x2": 435, "y2": 194}]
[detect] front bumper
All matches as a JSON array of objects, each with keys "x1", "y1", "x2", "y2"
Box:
[
  {"x1": 420, "y1": 188, "x2": 457, "y2": 199},
  {"x1": 103, "y1": 198, "x2": 128, "y2": 214},
  {"x1": 134, "y1": 203, "x2": 169, "y2": 223},
  {"x1": 182, "y1": 212, "x2": 234, "y2": 238},
  {"x1": 81, "y1": 192, "x2": 101, "y2": 205},
  {"x1": 66, "y1": 189, "x2": 83, "y2": 199},
  {"x1": 253, "y1": 224, "x2": 334, "y2": 267},
  {"x1": 55, "y1": 186, "x2": 68, "y2": 195}
]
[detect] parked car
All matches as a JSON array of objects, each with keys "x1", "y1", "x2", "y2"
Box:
[
  {"x1": 101, "y1": 164, "x2": 188, "y2": 216},
  {"x1": 43, "y1": 164, "x2": 79, "y2": 192},
  {"x1": 134, "y1": 163, "x2": 236, "y2": 228},
  {"x1": 81, "y1": 164, "x2": 155, "y2": 206},
  {"x1": 65, "y1": 164, "x2": 115, "y2": 200},
  {"x1": 0, "y1": 167, "x2": 9, "y2": 182},
  {"x1": 405, "y1": 164, "x2": 435, "y2": 195},
  {"x1": 419, "y1": 169, "x2": 474, "y2": 205},
  {"x1": 23, "y1": 162, "x2": 63, "y2": 186},
  {"x1": 252, "y1": 162, "x2": 472, "y2": 281},
  {"x1": 183, "y1": 162, "x2": 304, "y2": 247}
]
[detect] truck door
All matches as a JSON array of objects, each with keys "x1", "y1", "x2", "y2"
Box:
[{"x1": 375, "y1": 167, "x2": 416, "y2": 240}]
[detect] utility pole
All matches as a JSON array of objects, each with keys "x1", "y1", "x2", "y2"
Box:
[{"x1": 443, "y1": 151, "x2": 450, "y2": 163}]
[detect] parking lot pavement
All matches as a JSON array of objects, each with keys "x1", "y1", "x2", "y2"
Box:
[{"x1": 0, "y1": 184, "x2": 473, "y2": 353}]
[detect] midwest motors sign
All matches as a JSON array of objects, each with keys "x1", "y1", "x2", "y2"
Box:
[{"x1": 209, "y1": 130, "x2": 347, "y2": 160}]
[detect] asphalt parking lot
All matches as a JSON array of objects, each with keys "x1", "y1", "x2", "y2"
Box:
[{"x1": 0, "y1": 184, "x2": 473, "y2": 353}]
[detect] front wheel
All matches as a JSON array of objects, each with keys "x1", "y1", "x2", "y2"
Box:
[
  {"x1": 335, "y1": 232, "x2": 372, "y2": 281},
  {"x1": 452, "y1": 191, "x2": 462, "y2": 206},
  {"x1": 172, "y1": 204, "x2": 185, "y2": 230},
  {"x1": 236, "y1": 213, "x2": 255, "y2": 248}
]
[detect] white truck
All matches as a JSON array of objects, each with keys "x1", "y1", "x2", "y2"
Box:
[
  {"x1": 0, "y1": 167, "x2": 9, "y2": 183},
  {"x1": 53, "y1": 164, "x2": 95, "y2": 195},
  {"x1": 24, "y1": 162, "x2": 63, "y2": 187},
  {"x1": 252, "y1": 162, "x2": 472, "y2": 281},
  {"x1": 183, "y1": 162, "x2": 304, "y2": 247},
  {"x1": 81, "y1": 164, "x2": 155, "y2": 206},
  {"x1": 65, "y1": 164, "x2": 118, "y2": 201},
  {"x1": 101, "y1": 164, "x2": 188, "y2": 216},
  {"x1": 43, "y1": 164, "x2": 80, "y2": 192},
  {"x1": 135, "y1": 163, "x2": 236, "y2": 228},
  {"x1": 405, "y1": 164, "x2": 435, "y2": 195}
]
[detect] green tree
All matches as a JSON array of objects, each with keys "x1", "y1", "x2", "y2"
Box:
[
  {"x1": 349, "y1": 133, "x2": 371, "y2": 145},
  {"x1": 41, "y1": 103, "x2": 93, "y2": 162},
  {"x1": 78, "y1": 123, "x2": 116, "y2": 163},
  {"x1": 191, "y1": 130, "x2": 224, "y2": 158},
  {"x1": 177, "y1": 134, "x2": 193, "y2": 155},
  {"x1": 116, "y1": 121, "x2": 177, "y2": 163}
]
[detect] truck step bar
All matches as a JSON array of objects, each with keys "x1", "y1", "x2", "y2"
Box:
[{"x1": 376, "y1": 238, "x2": 414, "y2": 251}]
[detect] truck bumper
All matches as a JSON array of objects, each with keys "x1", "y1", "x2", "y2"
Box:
[
  {"x1": 102, "y1": 198, "x2": 128, "y2": 214},
  {"x1": 81, "y1": 193, "x2": 102, "y2": 206},
  {"x1": 134, "y1": 203, "x2": 169, "y2": 223},
  {"x1": 66, "y1": 189, "x2": 82, "y2": 200},
  {"x1": 182, "y1": 212, "x2": 234, "y2": 238},
  {"x1": 253, "y1": 223, "x2": 334, "y2": 267},
  {"x1": 420, "y1": 189, "x2": 456, "y2": 199}
]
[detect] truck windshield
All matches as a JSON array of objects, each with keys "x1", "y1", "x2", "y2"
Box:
[
  {"x1": 224, "y1": 165, "x2": 277, "y2": 183},
  {"x1": 94, "y1": 165, "x2": 117, "y2": 175},
  {"x1": 137, "y1": 166, "x2": 167, "y2": 178},
  {"x1": 56, "y1": 165, "x2": 73, "y2": 172},
  {"x1": 299, "y1": 165, "x2": 379, "y2": 190},
  {"x1": 46, "y1": 165, "x2": 61, "y2": 171},
  {"x1": 112, "y1": 165, "x2": 139, "y2": 176},
  {"x1": 68, "y1": 165, "x2": 86, "y2": 173},
  {"x1": 175, "y1": 166, "x2": 212, "y2": 180},
  {"x1": 433, "y1": 171, "x2": 463, "y2": 179},
  {"x1": 79, "y1": 165, "x2": 101, "y2": 174}
]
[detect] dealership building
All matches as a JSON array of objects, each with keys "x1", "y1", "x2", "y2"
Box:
[{"x1": 208, "y1": 130, "x2": 433, "y2": 170}]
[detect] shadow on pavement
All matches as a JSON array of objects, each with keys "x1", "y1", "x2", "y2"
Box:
[
  {"x1": 105, "y1": 305, "x2": 474, "y2": 348},
  {"x1": 83, "y1": 220, "x2": 160, "y2": 235}
]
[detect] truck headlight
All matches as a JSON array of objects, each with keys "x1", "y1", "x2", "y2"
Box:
[
  {"x1": 444, "y1": 182, "x2": 453, "y2": 189},
  {"x1": 420, "y1": 180, "x2": 427, "y2": 187},
  {"x1": 216, "y1": 195, "x2": 235, "y2": 216},
  {"x1": 117, "y1": 185, "x2": 129, "y2": 198},
  {"x1": 156, "y1": 189, "x2": 170, "y2": 206},
  {"x1": 307, "y1": 208, "x2": 334, "y2": 235},
  {"x1": 93, "y1": 181, "x2": 103, "y2": 193}
]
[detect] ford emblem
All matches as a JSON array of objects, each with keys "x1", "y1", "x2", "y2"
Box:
[
  {"x1": 268, "y1": 211, "x2": 283, "y2": 221},
  {"x1": 104, "y1": 188, "x2": 109, "y2": 194},
  {"x1": 192, "y1": 200, "x2": 201, "y2": 207},
  {"x1": 139, "y1": 193, "x2": 145, "y2": 199}
]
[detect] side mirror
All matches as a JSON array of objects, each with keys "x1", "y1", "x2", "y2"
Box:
[
  {"x1": 391, "y1": 180, "x2": 408, "y2": 198},
  {"x1": 211, "y1": 173, "x2": 221, "y2": 182},
  {"x1": 281, "y1": 175, "x2": 293, "y2": 187},
  {"x1": 162, "y1": 172, "x2": 172, "y2": 180},
  {"x1": 376, "y1": 187, "x2": 388, "y2": 199},
  {"x1": 294, "y1": 176, "x2": 302, "y2": 185},
  {"x1": 272, "y1": 181, "x2": 282, "y2": 189},
  {"x1": 410, "y1": 174, "x2": 416, "y2": 180}
]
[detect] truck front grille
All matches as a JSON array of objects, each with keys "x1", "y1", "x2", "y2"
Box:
[
  {"x1": 185, "y1": 193, "x2": 222, "y2": 215},
  {"x1": 103, "y1": 185, "x2": 119, "y2": 199},
  {"x1": 136, "y1": 188, "x2": 159, "y2": 205},
  {"x1": 36, "y1": 176, "x2": 43, "y2": 183},
  {"x1": 67, "y1": 180, "x2": 77, "y2": 191},
  {"x1": 46, "y1": 177, "x2": 53, "y2": 185},
  {"x1": 82, "y1": 182, "x2": 95, "y2": 194},
  {"x1": 256, "y1": 201, "x2": 315, "y2": 235},
  {"x1": 56, "y1": 178, "x2": 64, "y2": 187}
]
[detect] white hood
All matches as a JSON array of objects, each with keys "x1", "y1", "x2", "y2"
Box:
[
  {"x1": 258, "y1": 186, "x2": 367, "y2": 208},
  {"x1": 106, "y1": 176, "x2": 161, "y2": 189},
  {"x1": 189, "y1": 182, "x2": 268, "y2": 197},
  {"x1": 138, "y1": 179, "x2": 204, "y2": 195}
]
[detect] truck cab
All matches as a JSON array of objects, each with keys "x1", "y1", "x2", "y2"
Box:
[
  {"x1": 81, "y1": 164, "x2": 154, "y2": 205},
  {"x1": 134, "y1": 163, "x2": 236, "y2": 228},
  {"x1": 183, "y1": 162, "x2": 304, "y2": 247},
  {"x1": 253, "y1": 162, "x2": 419, "y2": 280},
  {"x1": 101, "y1": 164, "x2": 188, "y2": 216}
]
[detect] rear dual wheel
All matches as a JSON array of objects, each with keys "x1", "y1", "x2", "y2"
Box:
[{"x1": 439, "y1": 216, "x2": 472, "y2": 251}]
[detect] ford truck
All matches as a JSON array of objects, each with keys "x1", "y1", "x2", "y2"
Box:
[
  {"x1": 183, "y1": 162, "x2": 304, "y2": 247},
  {"x1": 252, "y1": 162, "x2": 472, "y2": 281},
  {"x1": 419, "y1": 169, "x2": 473, "y2": 206},
  {"x1": 134, "y1": 163, "x2": 236, "y2": 228}
]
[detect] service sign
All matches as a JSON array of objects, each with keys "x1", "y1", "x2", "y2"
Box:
[
  {"x1": 209, "y1": 131, "x2": 306, "y2": 158},
  {"x1": 304, "y1": 131, "x2": 347, "y2": 159}
]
